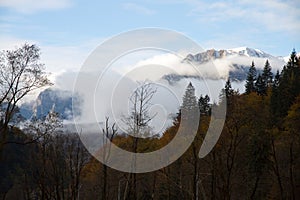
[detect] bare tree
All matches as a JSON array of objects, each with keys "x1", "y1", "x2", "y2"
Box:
[
  {"x1": 101, "y1": 117, "x2": 117, "y2": 200},
  {"x1": 24, "y1": 110, "x2": 62, "y2": 199},
  {"x1": 123, "y1": 82, "x2": 157, "y2": 200},
  {"x1": 22, "y1": 110, "x2": 89, "y2": 200},
  {"x1": 0, "y1": 44, "x2": 51, "y2": 147},
  {"x1": 124, "y1": 82, "x2": 157, "y2": 138},
  {"x1": 65, "y1": 133, "x2": 89, "y2": 200}
]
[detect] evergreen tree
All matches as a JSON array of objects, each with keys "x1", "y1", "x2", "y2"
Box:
[
  {"x1": 271, "y1": 49, "x2": 300, "y2": 123},
  {"x1": 198, "y1": 94, "x2": 211, "y2": 115},
  {"x1": 273, "y1": 70, "x2": 280, "y2": 88},
  {"x1": 225, "y1": 78, "x2": 234, "y2": 98},
  {"x1": 270, "y1": 70, "x2": 281, "y2": 123},
  {"x1": 255, "y1": 74, "x2": 266, "y2": 95},
  {"x1": 181, "y1": 82, "x2": 199, "y2": 120},
  {"x1": 219, "y1": 78, "x2": 235, "y2": 107},
  {"x1": 245, "y1": 61, "x2": 257, "y2": 94},
  {"x1": 262, "y1": 60, "x2": 273, "y2": 86},
  {"x1": 286, "y1": 48, "x2": 298, "y2": 69}
]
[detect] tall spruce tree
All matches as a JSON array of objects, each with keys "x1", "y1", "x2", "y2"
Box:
[
  {"x1": 273, "y1": 70, "x2": 280, "y2": 88},
  {"x1": 225, "y1": 78, "x2": 234, "y2": 98},
  {"x1": 198, "y1": 94, "x2": 211, "y2": 115},
  {"x1": 219, "y1": 78, "x2": 235, "y2": 106},
  {"x1": 245, "y1": 61, "x2": 257, "y2": 94},
  {"x1": 271, "y1": 49, "x2": 300, "y2": 123},
  {"x1": 286, "y1": 48, "x2": 298, "y2": 69},
  {"x1": 255, "y1": 74, "x2": 266, "y2": 96},
  {"x1": 270, "y1": 70, "x2": 281, "y2": 123},
  {"x1": 181, "y1": 82, "x2": 198, "y2": 120},
  {"x1": 262, "y1": 60, "x2": 273, "y2": 87}
]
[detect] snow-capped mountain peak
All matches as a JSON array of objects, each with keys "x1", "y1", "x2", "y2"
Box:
[
  {"x1": 184, "y1": 47, "x2": 274, "y2": 64},
  {"x1": 227, "y1": 47, "x2": 272, "y2": 58}
]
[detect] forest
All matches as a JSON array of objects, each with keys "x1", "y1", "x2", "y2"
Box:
[{"x1": 0, "y1": 44, "x2": 300, "y2": 200}]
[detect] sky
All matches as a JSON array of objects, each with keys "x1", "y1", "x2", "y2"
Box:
[{"x1": 0, "y1": 0, "x2": 300, "y2": 75}]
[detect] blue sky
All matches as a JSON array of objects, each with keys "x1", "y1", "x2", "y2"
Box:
[{"x1": 0, "y1": 0, "x2": 299, "y2": 73}]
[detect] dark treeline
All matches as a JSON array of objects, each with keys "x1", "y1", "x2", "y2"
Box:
[{"x1": 0, "y1": 45, "x2": 300, "y2": 199}]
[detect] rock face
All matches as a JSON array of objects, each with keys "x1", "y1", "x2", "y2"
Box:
[{"x1": 19, "y1": 88, "x2": 81, "y2": 120}]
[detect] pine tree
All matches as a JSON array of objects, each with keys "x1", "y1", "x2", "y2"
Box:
[
  {"x1": 273, "y1": 70, "x2": 280, "y2": 88},
  {"x1": 245, "y1": 61, "x2": 257, "y2": 94},
  {"x1": 270, "y1": 70, "x2": 281, "y2": 123},
  {"x1": 262, "y1": 60, "x2": 273, "y2": 86},
  {"x1": 219, "y1": 78, "x2": 235, "y2": 106},
  {"x1": 271, "y1": 49, "x2": 300, "y2": 122},
  {"x1": 181, "y1": 82, "x2": 199, "y2": 120},
  {"x1": 255, "y1": 74, "x2": 266, "y2": 95},
  {"x1": 286, "y1": 48, "x2": 298, "y2": 69},
  {"x1": 225, "y1": 78, "x2": 234, "y2": 98},
  {"x1": 198, "y1": 94, "x2": 211, "y2": 115}
]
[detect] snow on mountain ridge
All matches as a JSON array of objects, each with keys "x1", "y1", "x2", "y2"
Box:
[
  {"x1": 227, "y1": 47, "x2": 272, "y2": 57},
  {"x1": 184, "y1": 47, "x2": 274, "y2": 65}
]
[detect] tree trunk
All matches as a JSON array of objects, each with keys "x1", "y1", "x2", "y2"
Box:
[
  {"x1": 193, "y1": 144, "x2": 199, "y2": 200},
  {"x1": 250, "y1": 176, "x2": 259, "y2": 200},
  {"x1": 132, "y1": 137, "x2": 138, "y2": 200},
  {"x1": 151, "y1": 172, "x2": 156, "y2": 200},
  {"x1": 102, "y1": 165, "x2": 107, "y2": 200},
  {"x1": 271, "y1": 139, "x2": 284, "y2": 200},
  {"x1": 289, "y1": 142, "x2": 295, "y2": 200},
  {"x1": 211, "y1": 151, "x2": 216, "y2": 200}
]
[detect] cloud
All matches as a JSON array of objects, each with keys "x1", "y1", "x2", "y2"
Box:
[
  {"x1": 122, "y1": 2, "x2": 156, "y2": 15},
  {"x1": 115, "y1": 48, "x2": 286, "y2": 86},
  {"x1": 224, "y1": 55, "x2": 285, "y2": 71},
  {"x1": 0, "y1": 0, "x2": 72, "y2": 14},
  {"x1": 187, "y1": 0, "x2": 300, "y2": 33},
  {"x1": 117, "y1": 52, "x2": 231, "y2": 81}
]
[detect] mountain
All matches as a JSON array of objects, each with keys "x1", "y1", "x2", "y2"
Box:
[
  {"x1": 19, "y1": 88, "x2": 81, "y2": 120},
  {"x1": 184, "y1": 47, "x2": 274, "y2": 64},
  {"x1": 163, "y1": 47, "x2": 285, "y2": 83}
]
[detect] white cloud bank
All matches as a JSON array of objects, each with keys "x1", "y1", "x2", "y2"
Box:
[{"x1": 116, "y1": 51, "x2": 285, "y2": 82}]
